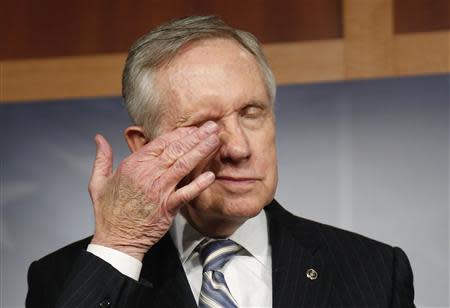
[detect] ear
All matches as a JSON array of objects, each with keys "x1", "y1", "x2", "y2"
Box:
[{"x1": 124, "y1": 126, "x2": 149, "y2": 153}]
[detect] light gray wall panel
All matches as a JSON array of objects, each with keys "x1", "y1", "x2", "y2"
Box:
[{"x1": 275, "y1": 75, "x2": 449, "y2": 307}]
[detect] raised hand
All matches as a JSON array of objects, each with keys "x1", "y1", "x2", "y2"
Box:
[{"x1": 88, "y1": 121, "x2": 220, "y2": 261}]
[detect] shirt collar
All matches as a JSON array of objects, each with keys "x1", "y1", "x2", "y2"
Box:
[{"x1": 169, "y1": 209, "x2": 270, "y2": 268}]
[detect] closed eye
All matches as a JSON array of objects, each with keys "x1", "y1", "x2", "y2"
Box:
[{"x1": 240, "y1": 104, "x2": 266, "y2": 119}]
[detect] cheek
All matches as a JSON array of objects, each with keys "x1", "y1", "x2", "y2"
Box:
[
  {"x1": 255, "y1": 130, "x2": 278, "y2": 189},
  {"x1": 253, "y1": 126, "x2": 277, "y2": 162},
  {"x1": 260, "y1": 149, "x2": 278, "y2": 181}
]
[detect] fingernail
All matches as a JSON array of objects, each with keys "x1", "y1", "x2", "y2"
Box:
[
  {"x1": 206, "y1": 135, "x2": 219, "y2": 146},
  {"x1": 204, "y1": 121, "x2": 218, "y2": 133},
  {"x1": 205, "y1": 171, "x2": 215, "y2": 182}
]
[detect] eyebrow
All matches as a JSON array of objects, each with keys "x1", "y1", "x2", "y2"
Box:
[{"x1": 246, "y1": 100, "x2": 270, "y2": 108}]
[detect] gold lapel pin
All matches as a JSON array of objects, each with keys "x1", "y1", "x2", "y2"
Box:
[{"x1": 306, "y1": 268, "x2": 318, "y2": 280}]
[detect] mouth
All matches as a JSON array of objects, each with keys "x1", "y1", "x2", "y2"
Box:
[{"x1": 214, "y1": 176, "x2": 260, "y2": 192}]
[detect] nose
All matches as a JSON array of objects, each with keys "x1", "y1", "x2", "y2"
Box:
[{"x1": 218, "y1": 118, "x2": 251, "y2": 164}]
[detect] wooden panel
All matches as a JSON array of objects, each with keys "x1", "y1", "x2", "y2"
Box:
[
  {"x1": 3, "y1": 31, "x2": 447, "y2": 103},
  {"x1": 0, "y1": 0, "x2": 342, "y2": 60},
  {"x1": 0, "y1": 40, "x2": 344, "y2": 103},
  {"x1": 395, "y1": 0, "x2": 450, "y2": 33},
  {"x1": 2, "y1": 30, "x2": 449, "y2": 103},
  {"x1": 264, "y1": 40, "x2": 344, "y2": 84},
  {"x1": 394, "y1": 31, "x2": 449, "y2": 75},
  {"x1": 1, "y1": 54, "x2": 126, "y2": 102},
  {"x1": 343, "y1": 0, "x2": 395, "y2": 79}
]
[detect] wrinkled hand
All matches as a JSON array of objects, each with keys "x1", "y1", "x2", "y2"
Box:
[{"x1": 89, "y1": 121, "x2": 220, "y2": 261}]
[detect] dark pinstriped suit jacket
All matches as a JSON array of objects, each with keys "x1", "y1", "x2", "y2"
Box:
[{"x1": 26, "y1": 200, "x2": 415, "y2": 307}]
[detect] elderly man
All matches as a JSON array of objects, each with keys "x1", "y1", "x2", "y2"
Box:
[{"x1": 26, "y1": 16, "x2": 414, "y2": 307}]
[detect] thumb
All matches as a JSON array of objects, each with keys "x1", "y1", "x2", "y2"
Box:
[{"x1": 90, "y1": 134, "x2": 113, "y2": 184}]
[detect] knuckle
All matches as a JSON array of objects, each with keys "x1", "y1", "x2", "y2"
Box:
[
  {"x1": 178, "y1": 182, "x2": 202, "y2": 204},
  {"x1": 178, "y1": 190, "x2": 191, "y2": 203},
  {"x1": 166, "y1": 141, "x2": 186, "y2": 159},
  {"x1": 190, "y1": 131, "x2": 203, "y2": 143},
  {"x1": 148, "y1": 177, "x2": 162, "y2": 193},
  {"x1": 154, "y1": 133, "x2": 169, "y2": 145},
  {"x1": 192, "y1": 181, "x2": 203, "y2": 195},
  {"x1": 142, "y1": 147, "x2": 159, "y2": 157},
  {"x1": 197, "y1": 142, "x2": 213, "y2": 156},
  {"x1": 172, "y1": 157, "x2": 190, "y2": 173},
  {"x1": 147, "y1": 138, "x2": 168, "y2": 153},
  {"x1": 193, "y1": 180, "x2": 203, "y2": 193}
]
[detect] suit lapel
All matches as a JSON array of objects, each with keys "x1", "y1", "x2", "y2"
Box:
[
  {"x1": 136, "y1": 200, "x2": 333, "y2": 308},
  {"x1": 266, "y1": 201, "x2": 333, "y2": 308},
  {"x1": 139, "y1": 234, "x2": 197, "y2": 308}
]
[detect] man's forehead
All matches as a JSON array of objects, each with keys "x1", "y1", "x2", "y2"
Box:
[
  {"x1": 159, "y1": 38, "x2": 257, "y2": 76},
  {"x1": 174, "y1": 37, "x2": 251, "y2": 60},
  {"x1": 155, "y1": 39, "x2": 253, "y2": 93}
]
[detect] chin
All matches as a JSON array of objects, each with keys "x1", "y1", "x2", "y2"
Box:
[
  {"x1": 197, "y1": 191, "x2": 272, "y2": 220},
  {"x1": 224, "y1": 197, "x2": 266, "y2": 218},
  {"x1": 183, "y1": 192, "x2": 273, "y2": 237}
]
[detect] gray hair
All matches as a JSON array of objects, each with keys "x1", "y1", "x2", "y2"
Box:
[{"x1": 122, "y1": 15, "x2": 276, "y2": 139}]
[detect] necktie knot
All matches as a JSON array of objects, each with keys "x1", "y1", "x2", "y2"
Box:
[{"x1": 198, "y1": 239, "x2": 241, "y2": 272}]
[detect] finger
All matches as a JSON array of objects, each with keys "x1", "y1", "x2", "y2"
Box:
[
  {"x1": 139, "y1": 126, "x2": 197, "y2": 157},
  {"x1": 160, "y1": 134, "x2": 220, "y2": 186},
  {"x1": 89, "y1": 134, "x2": 113, "y2": 188},
  {"x1": 158, "y1": 121, "x2": 219, "y2": 166},
  {"x1": 167, "y1": 171, "x2": 215, "y2": 213}
]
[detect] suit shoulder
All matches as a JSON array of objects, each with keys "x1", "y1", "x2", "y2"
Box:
[
  {"x1": 267, "y1": 201, "x2": 396, "y2": 256},
  {"x1": 304, "y1": 216, "x2": 393, "y2": 252}
]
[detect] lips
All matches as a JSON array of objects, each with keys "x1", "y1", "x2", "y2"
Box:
[
  {"x1": 214, "y1": 175, "x2": 260, "y2": 192},
  {"x1": 216, "y1": 176, "x2": 259, "y2": 182}
]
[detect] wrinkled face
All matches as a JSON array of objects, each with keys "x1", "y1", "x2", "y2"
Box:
[{"x1": 156, "y1": 38, "x2": 278, "y2": 232}]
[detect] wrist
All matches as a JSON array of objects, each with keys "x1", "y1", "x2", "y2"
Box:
[{"x1": 91, "y1": 235, "x2": 146, "y2": 262}]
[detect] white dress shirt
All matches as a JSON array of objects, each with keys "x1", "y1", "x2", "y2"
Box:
[
  {"x1": 170, "y1": 210, "x2": 272, "y2": 307},
  {"x1": 87, "y1": 244, "x2": 142, "y2": 280},
  {"x1": 87, "y1": 210, "x2": 272, "y2": 307}
]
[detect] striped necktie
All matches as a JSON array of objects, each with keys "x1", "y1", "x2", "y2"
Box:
[{"x1": 198, "y1": 239, "x2": 242, "y2": 308}]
